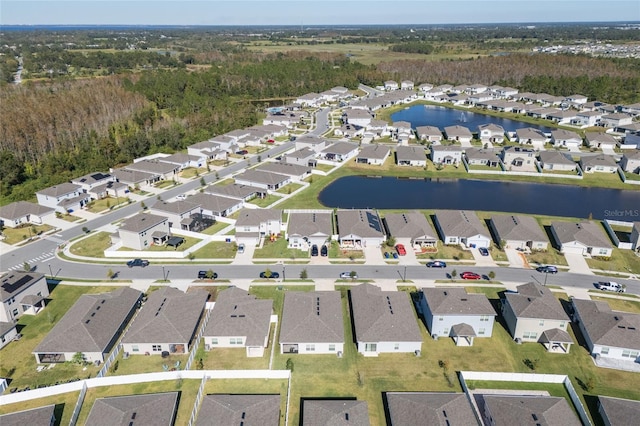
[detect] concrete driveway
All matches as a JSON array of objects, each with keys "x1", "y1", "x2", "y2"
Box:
[
  {"x1": 505, "y1": 248, "x2": 530, "y2": 268},
  {"x1": 232, "y1": 242, "x2": 256, "y2": 265},
  {"x1": 470, "y1": 248, "x2": 498, "y2": 267},
  {"x1": 564, "y1": 252, "x2": 594, "y2": 275},
  {"x1": 364, "y1": 245, "x2": 385, "y2": 265}
]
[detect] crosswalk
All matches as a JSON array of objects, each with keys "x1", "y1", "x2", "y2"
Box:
[{"x1": 6, "y1": 252, "x2": 56, "y2": 271}]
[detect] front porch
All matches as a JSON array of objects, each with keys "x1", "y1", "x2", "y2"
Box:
[{"x1": 539, "y1": 328, "x2": 573, "y2": 354}]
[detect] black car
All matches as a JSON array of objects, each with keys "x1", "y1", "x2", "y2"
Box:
[
  {"x1": 320, "y1": 245, "x2": 328, "y2": 256},
  {"x1": 536, "y1": 265, "x2": 558, "y2": 274},
  {"x1": 198, "y1": 271, "x2": 218, "y2": 280},
  {"x1": 311, "y1": 244, "x2": 319, "y2": 256},
  {"x1": 127, "y1": 259, "x2": 149, "y2": 268},
  {"x1": 426, "y1": 261, "x2": 447, "y2": 268},
  {"x1": 235, "y1": 150, "x2": 248, "y2": 155},
  {"x1": 259, "y1": 271, "x2": 280, "y2": 279}
]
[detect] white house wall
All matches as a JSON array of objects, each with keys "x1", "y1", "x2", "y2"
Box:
[{"x1": 357, "y1": 340, "x2": 422, "y2": 356}]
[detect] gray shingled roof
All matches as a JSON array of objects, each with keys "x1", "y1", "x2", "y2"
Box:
[
  {"x1": 258, "y1": 162, "x2": 311, "y2": 177},
  {"x1": 287, "y1": 212, "x2": 333, "y2": 239},
  {"x1": 196, "y1": 394, "x2": 280, "y2": 426},
  {"x1": 572, "y1": 298, "x2": 640, "y2": 350},
  {"x1": 187, "y1": 193, "x2": 241, "y2": 213},
  {"x1": 551, "y1": 129, "x2": 582, "y2": 141},
  {"x1": 122, "y1": 287, "x2": 208, "y2": 345},
  {"x1": 580, "y1": 154, "x2": 618, "y2": 168},
  {"x1": 516, "y1": 127, "x2": 547, "y2": 141},
  {"x1": 585, "y1": 132, "x2": 618, "y2": 146},
  {"x1": 451, "y1": 323, "x2": 476, "y2": 337},
  {"x1": 303, "y1": 400, "x2": 370, "y2": 426},
  {"x1": 71, "y1": 172, "x2": 112, "y2": 185},
  {"x1": 350, "y1": 284, "x2": 422, "y2": 343},
  {"x1": 204, "y1": 287, "x2": 272, "y2": 346},
  {"x1": 481, "y1": 395, "x2": 581, "y2": 426},
  {"x1": 336, "y1": 209, "x2": 385, "y2": 239},
  {"x1": 385, "y1": 392, "x2": 478, "y2": 426},
  {"x1": 551, "y1": 221, "x2": 613, "y2": 248},
  {"x1": 0, "y1": 201, "x2": 54, "y2": 221},
  {"x1": 36, "y1": 182, "x2": 80, "y2": 197},
  {"x1": 34, "y1": 287, "x2": 141, "y2": 354},
  {"x1": 357, "y1": 144, "x2": 390, "y2": 160},
  {"x1": 234, "y1": 169, "x2": 289, "y2": 186},
  {"x1": 160, "y1": 153, "x2": 203, "y2": 165},
  {"x1": 206, "y1": 183, "x2": 262, "y2": 199},
  {"x1": 464, "y1": 147, "x2": 499, "y2": 162},
  {"x1": 235, "y1": 208, "x2": 281, "y2": 228},
  {"x1": 415, "y1": 126, "x2": 442, "y2": 138},
  {"x1": 504, "y1": 282, "x2": 569, "y2": 321},
  {"x1": 112, "y1": 168, "x2": 156, "y2": 184},
  {"x1": 598, "y1": 396, "x2": 640, "y2": 426},
  {"x1": 280, "y1": 291, "x2": 344, "y2": 344},
  {"x1": 0, "y1": 404, "x2": 56, "y2": 426},
  {"x1": 384, "y1": 211, "x2": 437, "y2": 241},
  {"x1": 126, "y1": 160, "x2": 179, "y2": 175},
  {"x1": 286, "y1": 147, "x2": 316, "y2": 160},
  {"x1": 396, "y1": 146, "x2": 427, "y2": 162},
  {"x1": 444, "y1": 125, "x2": 473, "y2": 139},
  {"x1": 434, "y1": 210, "x2": 490, "y2": 239},
  {"x1": 321, "y1": 142, "x2": 359, "y2": 155},
  {"x1": 478, "y1": 123, "x2": 505, "y2": 134},
  {"x1": 538, "y1": 150, "x2": 576, "y2": 166},
  {"x1": 150, "y1": 200, "x2": 201, "y2": 215},
  {"x1": 85, "y1": 392, "x2": 178, "y2": 426},
  {"x1": 539, "y1": 328, "x2": 573, "y2": 344},
  {"x1": 119, "y1": 213, "x2": 168, "y2": 233},
  {"x1": 0, "y1": 321, "x2": 16, "y2": 335},
  {"x1": 421, "y1": 287, "x2": 495, "y2": 316},
  {"x1": 431, "y1": 145, "x2": 463, "y2": 153},
  {"x1": 1, "y1": 271, "x2": 45, "y2": 301},
  {"x1": 490, "y1": 214, "x2": 548, "y2": 243}
]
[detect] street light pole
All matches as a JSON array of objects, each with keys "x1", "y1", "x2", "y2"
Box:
[
  {"x1": 48, "y1": 264, "x2": 54, "y2": 280},
  {"x1": 404, "y1": 266, "x2": 407, "y2": 282},
  {"x1": 283, "y1": 265, "x2": 286, "y2": 282}
]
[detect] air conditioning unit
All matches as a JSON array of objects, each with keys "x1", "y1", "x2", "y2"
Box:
[
  {"x1": 515, "y1": 338, "x2": 522, "y2": 345},
  {"x1": 337, "y1": 351, "x2": 343, "y2": 358},
  {"x1": 432, "y1": 334, "x2": 439, "y2": 340},
  {"x1": 205, "y1": 344, "x2": 211, "y2": 351},
  {"x1": 415, "y1": 350, "x2": 421, "y2": 357}
]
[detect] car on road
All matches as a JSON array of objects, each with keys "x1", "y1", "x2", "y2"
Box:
[
  {"x1": 198, "y1": 270, "x2": 218, "y2": 280},
  {"x1": 460, "y1": 271, "x2": 481, "y2": 280},
  {"x1": 479, "y1": 247, "x2": 489, "y2": 256},
  {"x1": 237, "y1": 244, "x2": 245, "y2": 254},
  {"x1": 340, "y1": 272, "x2": 357, "y2": 279},
  {"x1": 311, "y1": 245, "x2": 319, "y2": 256},
  {"x1": 175, "y1": 194, "x2": 186, "y2": 201},
  {"x1": 127, "y1": 259, "x2": 149, "y2": 268},
  {"x1": 536, "y1": 265, "x2": 558, "y2": 274},
  {"x1": 395, "y1": 244, "x2": 406, "y2": 256},
  {"x1": 426, "y1": 261, "x2": 447, "y2": 268},
  {"x1": 235, "y1": 150, "x2": 248, "y2": 155},
  {"x1": 259, "y1": 271, "x2": 280, "y2": 279},
  {"x1": 595, "y1": 281, "x2": 625, "y2": 292},
  {"x1": 321, "y1": 245, "x2": 328, "y2": 256}
]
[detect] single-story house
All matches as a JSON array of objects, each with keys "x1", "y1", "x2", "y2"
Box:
[
  {"x1": 420, "y1": 287, "x2": 496, "y2": 346},
  {"x1": 257, "y1": 162, "x2": 311, "y2": 181},
  {"x1": 235, "y1": 208, "x2": 282, "y2": 246},
  {"x1": 118, "y1": 212, "x2": 170, "y2": 250},
  {"x1": 0, "y1": 322, "x2": 18, "y2": 350},
  {"x1": 295, "y1": 135, "x2": 328, "y2": 152},
  {"x1": 415, "y1": 125, "x2": 443, "y2": 142},
  {"x1": 343, "y1": 108, "x2": 373, "y2": 127},
  {"x1": 580, "y1": 154, "x2": 619, "y2": 173},
  {"x1": 33, "y1": 287, "x2": 142, "y2": 363},
  {"x1": 384, "y1": 80, "x2": 399, "y2": 90},
  {"x1": 396, "y1": 146, "x2": 427, "y2": 167},
  {"x1": 234, "y1": 169, "x2": 290, "y2": 191},
  {"x1": 571, "y1": 298, "x2": 640, "y2": 363},
  {"x1": 384, "y1": 211, "x2": 438, "y2": 247},
  {"x1": 464, "y1": 147, "x2": 500, "y2": 167},
  {"x1": 279, "y1": 291, "x2": 344, "y2": 354},
  {"x1": 551, "y1": 129, "x2": 583, "y2": 149},
  {"x1": 433, "y1": 210, "x2": 491, "y2": 248},
  {"x1": 286, "y1": 211, "x2": 333, "y2": 250},
  {"x1": 501, "y1": 146, "x2": 537, "y2": 171},
  {"x1": 401, "y1": 80, "x2": 414, "y2": 90},
  {"x1": 350, "y1": 283, "x2": 422, "y2": 356},
  {"x1": 584, "y1": 132, "x2": 618, "y2": 151},
  {"x1": 356, "y1": 144, "x2": 391, "y2": 165},
  {"x1": 88, "y1": 180, "x2": 129, "y2": 200},
  {"x1": 480, "y1": 395, "x2": 581, "y2": 426},
  {"x1": 478, "y1": 123, "x2": 505, "y2": 143},
  {"x1": 547, "y1": 110, "x2": 579, "y2": 125},
  {"x1": 302, "y1": 400, "x2": 369, "y2": 425},
  {"x1": 196, "y1": 394, "x2": 281, "y2": 426},
  {"x1": 597, "y1": 396, "x2": 640, "y2": 426},
  {"x1": 187, "y1": 193, "x2": 243, "y2": 218},
  {"x1": 149, "y1": 200, "x2": 201, "y2": 229},
  {"x1": 501, "y1": 282, "x2": 572, "y2": 352},
  {"x1": 336, "y1": 209, "x2": 386, "y2": 249},
  {"x1": 515, "y1": 127, "x2": 548, "y2": 149},
  {"x1": 284, "y1": 147, "x2": 317, "y2": 167},
  {"x1": 0, "y1": 404, "x2": 56, "y2": 426},
  {"x1": 601, "y1": 113, "x2": 634, "y2": 128},
  {"x1": 203, "y1": 287, "x2": 273, "y2": 357},
  {"x1": 295, "y1": 92, "x2": 323, "y2": 107},
  {"x1": 444, "y1": 125, "x2": 473, "y2": 144},
  {"x1": 112, "y1": 167, "x2": 159, "y2": 188},
  {"x1": 385, "y1": 392, "x2": 477, "y2": 426},
  {"x1": 36, "y1": 182, "x2": 89, "y2": 214},
  {"x1": 489, "y1": 214, "x2": 549, "y2": 251},
  {"x1": 0, "y1": 201, "x2": 55, "y2": 228},
  {"x1": 537, "y1": 151, "x2": 577, "y2": 172},
  {"x1": 121, "y1": 287, "x2": 208, "y2": 356},
  {"x1": 159, "y1": 153, "x2": 207, "y2": 170},
  {"x1": 187, "y1": 141, "x2": 226, "y2": 160},
  {"x1": 320, "y1": 142, "x2": 360, "y2": 162},
  {"x1": 620, "y1": 150, "x2": 640, "y2": 174},
  {"x1": 205, "y1": 183, "x2": 263, "y2": 201},
  {"x1": 1, "y1": 271, "x2": 50, "y2": 323},
  {"x1": 85, "y1": 392, "x2": 178, "y2": 426},
  {"x1": 71, "y1": 172, "x2": 114, "y2": 193},
  {"x1": 431, "y1": 145, "x2": 463, "y2": 165},
  {"x1": 550, "y1": 220, "x2": 613, "y2": 257},
  {"x1": 125, "y1": 159, "x2": 180, "y2": 181}
]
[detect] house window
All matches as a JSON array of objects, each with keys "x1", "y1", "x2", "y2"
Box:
[
  {"x1": 480, "y1": 315, "x2": 490, "y2": 322},
  {"x1": 230, "y1": 338, "x2": 243, "y2": 345},
  {"x1": 443, "y1": 328, "x2": 449, "y2": 335},
  {"x1": 523, "y1": 331, "x2": 537, "y2": 340},
  {"x1": 600, "y1": 347, "x2": 609, "y2": 355},
  {"x1": 559, "y1": 321, "x2": 566, "y2": 328},
  {"x1": 306, "y1": 344, "x2": 315, "y2": 352},
  {"x1": 328, "y1": 344, "x2": 335, "y2": 352},
  {"x1": 132, "y1": 345, "x2": 139, "y2": 352},
  {"x1": 439, "y1": 316, "x2": 444, "y2": 321},
  {"x1": 152, "y1": 345, "x2": 162, "y2": 352},
  {"x1": 211, "y1": 338, "x2": 218, "y2": 345},
  {"x1": 598, "y1": 249, "x2": 608, "y2": 255},
  {"x1": 365, "y1": 343, "x2": 377, "y2": 352},
  {"x1": 12, "y1": 309, "x2": 18, "y2": 317},
  {"x1": 622, "y1": 350, "x2": 639, "y2": 358},
  {"x1": 478, "y1": 328, "x2": 486, "y2": 335},
  {"x1": 538, "y1": 320, "x2": 545, "y2": 326},
  {"x1": 394, "y1": 343, "x2": 400, "y2": 350}
]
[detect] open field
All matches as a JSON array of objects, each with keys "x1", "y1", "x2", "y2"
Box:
[
  {"x1": 68, "y1": 231, "x2": 111, "y2": 258},
  {"x1": 190, "y1": 241, "x2": 237, "y2": 259},
  {"x1": 1, "y1": 224, "x2": 55, "y2": 245}
]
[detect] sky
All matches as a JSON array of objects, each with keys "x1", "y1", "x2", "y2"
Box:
[{"x1": 1, "y1": 0, "x2": 639, "y2": 26}]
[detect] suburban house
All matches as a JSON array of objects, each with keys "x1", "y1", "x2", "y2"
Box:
[
  {"x1": 36, "y1": 182, "x2": 90, "y2": 214},
  {"x1": 1, "y1": 271, "x2": 50, "y2": 323},
  {"x1": 71, "y1": 172, "x2": 114, "y2": 193},
  {"x1": 356, "y1": 144, "x2": 391, "y2": 165},
  {"x1": 501, "y1": 146, "x2": 537, "y2": 171},
  {"x1": 415, "y1": 125, "x2": 443, "y2": 142},
  {"x1": 489, "y1": 214, "x2": 549, "y2": 251},
  {"x1": 302, "y1": 400, "x2": 369, "y2": 425},
  {"x1": 431, "y1": 145, "x2": 463, "y2": 165},
  {"x1": 444, "y1": 125, "x2": 473, "y2": 144},
  {"x1": 149, "y1": 200, "x2": 201, "y2": 229},
  {"x1": 515, "y1": 127, "x2": 548, "y2": 149},
  {"x1": 187, "y1": 193, "x2": 243, "y2": 218},
  {"x1": 343, "y1": 108, "x2": 374, "y2": 127},
  {"x1": 571, "y1": 298, "x2": 640, "y2": 363},
  {"x1": 479, "y1": 395, "x2": 581, "y2": 426},
  {"x1": 464, "y1": 147, "x2": 500, "y2": 167},
  {"x1": 384, "y1": 80, "x2": 399, "y2": 90},
  {"x1": 384, "y1": 211, "x2": 438, "y2": 248},
  {"x1": 206, "y1": 183, "x2": 263, "y2": 201},
  {"x1": 235, "y1": 208, "x2": 282, "y2": 246},
  {"x1": 0, "y1": 201, "x2": 55, "y2": 228},
  {"x1": 233, "y1": 169, "x2": 290, "y2": 191},
  {"x1": 334, "y1": 123, "x2": 364, "y2": 139},
  {"x1": 366, "y1": 119, "x2": 391, "y2": 139},
  {"x1": 320, "y1": 142, "x2": 359, "y2": 162},
  {"x1": 393, "y1": 121, "x2": 414, "y2": 144},
  {"x1": 396, "y1": 146, "x2": 427, "y2": 167},
  {"x1": 0, "y1": 322, "x2": 18, "y2": 349},
  {"x1": 385, "y1": 392, "x2": 478, "y2": 426},
  {"x1": 620, "y1": 150, "x2": 640, "y2": 173},
  {"x1": 87, "y1": 180, "x2": 128, "y2": 200},
  {"x1": 573, "y1": 110, "x2": 603, "y2": 127},
  {"x1": 284, "y1": 147, "x2": 317, "y2": 167},
  {"x1": 159, "y1": 152, "x2": 206, "y2": 170},
  {"x1": 295, "y1": 135, "x2": 328, "y2": 153},
  {"x1": 478, "y1": 123, "x2": 505, "y2": 143},
  {"x1": 203, "y1": 287, "x2": 273, "y2": 357},
  {"x1": 257, "y1": 162, "x2": 311, "y2": 182},
  {"x1": 547, "y1": 110, "x2": 579, "y2": 125},
  {"x1": 286, "y1": 211, "x2": 333, "y2": 250},
  {"x1": 187, "y1": 140, "x2": 226, "y2": 160},
  {"x1": 550, "y1": 129, "x2": 583, "y2": 149},
  {"x1": 537, "y1": 151, "x2": 577, "y2": 172},
  {"x1": 401, "y1": 80, "x2": 414, "y2": 90},
  {"x1": 597, "y1": 396, "x2": 640, "y2": 426},
  {"x1": 0, "y1": 405, "x2": 56, "y2": 426},
  {"x1": 196, "y1": 394, "x2": 280, "y2": 426},
  {"x1": 585, "y1": 132, "x2": 618, "y2": 150},
  {"x1": 125, "y1": 159, "x2": 180, "y2": 181},
  {"x1": 336, "y1": 209, "x2": 386, "y2": 249},
  {"x1": 419, "y1": 287, "x2": 496, "y2": 346},
  {"x1": 117, "y1": 213, "x2": 170, "y2": 250},
  {"x1": 112, "y1": 167, "x2": 159, "y2": 188},
  {"x1": 85, "y1": 392, "x2": 179, "y2": 426},
  {"x1": 433, "y1": 210, "x2": 491, "y2": 248},
  {"x1": 501, "y1": 282, "x2": 572, "y2": 352},
  {"x1": 121, "y1": 287, "x2": 208, "y2": 356},
  {"x1": 295, "y1": 92, "x2": 322, "y2": 107},
  {"x1": 580, "y1": 154, "x2": 619, "y2": 174},
  {"x1": 279, "y1": 291, "x2": 344, "y2": 355},
  {"x1": 601, "y1": 113, "x2": 633, "y2": 128},
  {"x1": 350, "y1": 284, "x2": 422, "y2": 356},
  {"x1": 550, "y1": 220, "x2": 614, "y2": 257},
  {"x1": 33, "y1": 287, "x2": 142, "y2": 363}
]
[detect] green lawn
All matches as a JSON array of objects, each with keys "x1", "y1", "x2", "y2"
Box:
[
  {"x1": 200, "y1": 221, "x2": 232, "y2": 235},
  {"x1": 328, "y1": 242, "x2": 364, "y2": 260},
  {"x1": 179, "y1": 167, "x2": 208, "y2": 179},
  {"x1": 624, "y1": 171, "x2": 640, "y2": 181},
  {"x1": 526, "y1": 249, "x2": 569, "y2": 267},
  {"x1": 417, "y1": 244, "x2": 474, "y2": 261},
  {"x1": 58, "y1": 214, "x2": 83, "y2": 222},
  {"x1": 86, "y1": 196, "x2": 129, "y2": 213},
  {"x1": 110, "y1": 352, "x2": 189, "y2": 376},
  {"x1": 68, "y1": 231, "x2": 112, "y2": 258},
  {"x1": 144, "y1": 235, "x2": 201, "y2": 252},
  {"x1": 276, "y1": 182, "x2": 304, "y2": 194},
  {"x1": 190, "y1": 241, "x2": 237, "y2": 259},
  {"x1": 315, "y1": 163, "x2": 335, "y2": 172},
  {"x1": 1, "y1": 224, "x2": 55, "y2": 245},
  {"x1": 586, "y1": 249, "x2": 640, "y2": 275},
  {"x1": 248, "y1": 194, "x2": 281, "y2": 207},
  {"x1": 154, "y1": 180, "x2": 179, "y2": 189},
  {"x1": 253, "y1": 234, "x2": 309, "y2": 259}
]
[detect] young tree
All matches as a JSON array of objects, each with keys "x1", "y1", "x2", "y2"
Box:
[
  {"x1": 107, "y1": 268, "x2": 114, "y2": 280},
  {"x1": 451, "y1": 269, "x2": 457, "y2": 279},
  {"x1": 23, "y1": 261, "x2": 30, "y2": 272},
  {"x1": 200, "y1": 177, "x2": 206, "y2": 187},
  {"x1": 386, "y1": 236, "x2": 396, "y2": 247},
  {"x1": 349, "y1": 271, "x2": 357, "y2": 280},
  {"x1": 264, "y1": 268, "x2": 273, "y2": 279},
  {"x1": 205, "y1": 269, "x2": 215, "y2": 280},
  {"x1": 300, "y1": 268, "x2": 308, "y2": 279}
]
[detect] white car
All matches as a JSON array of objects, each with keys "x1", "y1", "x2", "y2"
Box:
[
  {"x1": 340, "y1": 272, "x2": 357, "y2": 279},
  {"x1": 237, "y1": 243, "x2": 245, "y2": 254},
  {"x1": 596, "y1": 281, "x2": 625, "y2": 292},
  {"x1": 175, "y1": 194, "x2": 186, "y2": 201}
]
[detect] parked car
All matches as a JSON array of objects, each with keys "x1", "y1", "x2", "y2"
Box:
[
  {"x1": 536, "y1": 265, "x2": 558, "y2": 274},
  {"x1": 259, "y1": 271, "x2": 280, "y2": 279},
  {"x1": 426, "y1": 261, "x2": 447, "y2": 268},
  {"x1": 311, "y1": 244, "x2": 319, "y2": 256},
  {"x1": 235, "y1": 150, "x2": 248, "y2": 155},
  {"x1": 267, "y1": 139, "x2": 275, "y2": 144},
  {"x1": 395, "y1": 244, "x2": 406, "y2": 256},
  {"x1": 460, "y1": 271, "x2": 481, "y2": 280},
  {"x1": 237, "y1": 243, "x2": 245, "y2": 254},
  {"x1": 198, "y1": 271, "x2": 218, "y2": 280},
  {"x1": 127, "y1": 259, "x2": 149, "y2": 268},
  {"x1": 321, "y1": 245, "x2": 328, "y2": 256},
  {"x1": 392, "y1": 252, "x2": 399, "y2": 259},
  {"x1": 384, "y1": 252, "x2": 390, "y2": 259},
  {"x1": 595, "y1": 281, "x2": 625, "y2": 292},
  {"x1": 175, "y1": 194, "x2": 186, "y2": 201},
  {"x1": 478, "y1": 247, "x2": 489, "y2": 256},
  {"x1": 340, "y1": 272, "x2": 357, "y2": 279}
]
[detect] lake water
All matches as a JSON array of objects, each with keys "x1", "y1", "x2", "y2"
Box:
[
  {"x1": 318, "y1": 176, "x2": 640, "y2": 220},
  {"x1": 391, "y1": 104, "x2": 555, "y2": 133}
]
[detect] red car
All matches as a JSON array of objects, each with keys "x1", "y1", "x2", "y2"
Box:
[
  {"x1": 461, "y1": 271, "x2": 481, "y2": 280},
  {"x1": 395, "y1": 244, "x2": 406, "y2": 256},
  {"x1": 267, "y1": 139, "x2": 275, "y2": 144}
]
